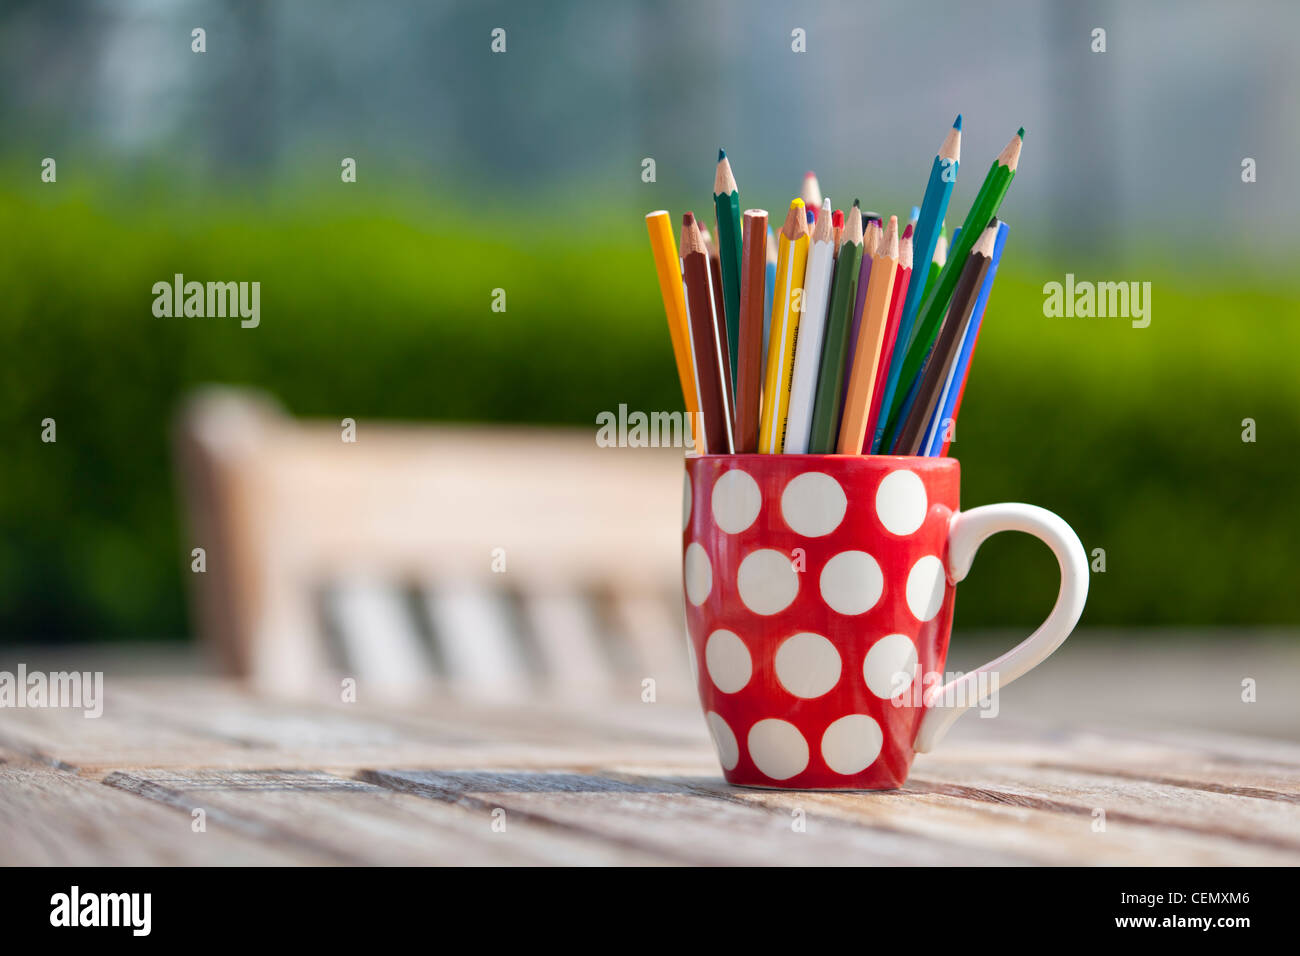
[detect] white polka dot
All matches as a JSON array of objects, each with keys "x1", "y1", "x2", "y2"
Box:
[
  {"x1": 711, "y1": 469, "x2": 761, "y2": 533},
  {"x1": 774, "y1": 633, "x2": 841, "y2": 698},
  {"x1": 682, "y1": 472, "x2": 693, "y2": 531},
  {"x1": 819, "y1": 551, "x2": 884, "y2": 615},
  {"x1": 747, "y1": 719, "x2": 809, "y2": 780},
  {"x1": 863, "y1": 633, "x2": 919, "y2": 699},
  {"x1": 736, "y1": 549, "x2": 799, "y2": 615},
  {"x1": 780, "y1": 472, "x2": 848, "y2": 537},
  {"x1": 875, "y1": 469, "x2": 928, "y2": 535},
  {"x1": 684, "y1": 543, "x2": 712, "y2": 606},
  {"x1": 706, "y1": 711, "x2": 739, "y2": 770},
  {"x1": 906, "y1": 555, "x2": 947, "y2": 622},
  {"x1": 821, "y1": 715, "x2": 884, "y2": 775},
  {"x1": 705, "y1": 629, "x2": 752, "y2": 693}
]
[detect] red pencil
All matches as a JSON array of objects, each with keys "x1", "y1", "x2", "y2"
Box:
[{"x1": 862, "y1": 222, "x2": 913, "y2": 450}]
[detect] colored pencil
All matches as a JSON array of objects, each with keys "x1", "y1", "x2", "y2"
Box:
[
  {"x1": 922, "y1": 229, "x2": 947, "y2": 299},
  {"x1": 784, "y1": 198, "x2": 836, "y2": 453},
  {"x1": 801, "y1": 171, "x2": 822, "y2": 213},
  {"x1": 680, "y1": 212, "x2": 733, "y2": 454},
  {"x1": 872, "y1": 116, "x2": 961, "y2": 454},
  {"x1": 734, "y1": 209, "x2": 769, "y2": 453},
  {"x1": 762, "y1": 225, "x2": 777, "y2": 374},
  {"x1": 713, "y1": 150, "x2": 744, "y2": 395},
  {"x1": 926, "y1": 219, "x2": 1009, "y2": 456},
  {"x1": 862, "y1": 221, "x2": 913, "y2": 450},
  {"x1": 837, "y1": 215, "x2": 900, "y2": 454},
  {"x1": 758, "y1": 199, "x2": 810, "y2": 454},
  {"x1": 808, "y1": 202, "x2": 865, "y2": 454},
  {"x1": 699, "y1": 222, "x2": 735, "y2": 419},
  {"x1": 881, "y1": 128, "x2": 1022, "y2": 450},
  {"x1": 644, "y1": 211, "x2": 700, "y2": 424},
  {"x1": 841, "y1": 218, "x2": 882, "y2": 412},
  {"x1": 893, "y1": 222, "x2": 997, "y2": 456}
]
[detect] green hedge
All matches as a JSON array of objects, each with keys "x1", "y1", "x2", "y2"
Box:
[{"x1": 1, "y1": 182, "x2": 1297, "y2": 639}]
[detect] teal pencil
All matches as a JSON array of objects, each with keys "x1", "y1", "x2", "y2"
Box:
[{"x1": 871, "y1": 116, "x2": 960, "y2": 453}]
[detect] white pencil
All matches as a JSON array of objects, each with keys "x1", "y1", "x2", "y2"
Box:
[{"x1": 783, "y1": 197, "x2": 836, "y2": 454}]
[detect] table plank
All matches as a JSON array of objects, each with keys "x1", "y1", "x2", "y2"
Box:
[
  {"x1": 103, "y1": 768, "x2": 665, "y2": 865},
  {"x1": 0, "y1": 764, "x2": 297, "y2": 866},
  {"x1": 361, "y1": 768, "x2": 1034, "y2": 865}
]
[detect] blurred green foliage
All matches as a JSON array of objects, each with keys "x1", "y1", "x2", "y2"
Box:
[{"x1": 1, "y1": 179, "x2": 1297, "y2": 640}]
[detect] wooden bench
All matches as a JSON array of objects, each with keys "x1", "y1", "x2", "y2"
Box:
[{"x1": 175, "y1": 388, "x2": 689, "y2": 701}]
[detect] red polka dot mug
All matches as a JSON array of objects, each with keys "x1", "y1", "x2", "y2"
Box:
[{"x1": 683, "y1": 454, "x2": 1088, "y2": 790}]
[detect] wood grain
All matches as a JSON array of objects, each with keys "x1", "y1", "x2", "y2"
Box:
[{"x1": 2, "y1": 655, "x2": 1298, "y2": 866}]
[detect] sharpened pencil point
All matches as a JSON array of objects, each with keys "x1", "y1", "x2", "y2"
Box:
[
  {"x1": 902, "y1": 222, "x2": 914, "y2": 239},
  {"x1": 683, "y1": 211, "x2": 695, "y2": 227},
  {"x1": 1017, "y1": 126, "x2": 1025, "y2": 138},
  {"x1": 954, "y1": 114, "x2": 962, "y2": 130},
  {"x1": 718, "y1": 148, "x2": 726, "y2": 161},
  {"x1": 852, "y1": 198, "x2": 861, "y2": 208}
]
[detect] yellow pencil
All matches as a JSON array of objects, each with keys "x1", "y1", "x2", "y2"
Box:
[
  {"x1": 838, "y1": 215, "x2": 900, "y2": 454},
  {"x1": 645, "y1": 211, "x2": 700, "y2": 426},
  {"x1": 759, "y1": 199, "x2": 810, "y2": 454}
]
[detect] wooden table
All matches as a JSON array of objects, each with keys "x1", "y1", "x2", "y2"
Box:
[{"x1": 2, "y1": 637, "x2": 1298, "y2": 865}]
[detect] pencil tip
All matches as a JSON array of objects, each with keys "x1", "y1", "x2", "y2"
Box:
[
  {"x1": 902, "y1": 222, "x2": 914, "y2": 239},
  {"x1": 791, "y1": 198, "x2": 804, "y2": 209},
  {"x1": 852, "y1": 198, "x2": 860, "y2": 208},
  {"x1": 682, "y1": 211, "x2": 695, "y2": 226},
  {"x1": 1017, "y1": 126, "x2": 1025, "y2": 138},
  {"x1": 718, "y1": 148, "x2": 726, "y2": 161},
  {"x1": 954, "y1": 114, "x2": 962, "y2": 130}
]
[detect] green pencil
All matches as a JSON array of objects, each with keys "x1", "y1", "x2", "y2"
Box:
[
  {"x1": 921, "y1": 227, "x2": 947, "y2": 303},
  {"x1": 808, "y1": 202, "x2": 865, "y2": 453},
  {"x1": 883, "y1": 129, "x2": 1023, "y2": 447},
  {"x1": 713, "y1": 149, "x2": 743, "y2": 395}
]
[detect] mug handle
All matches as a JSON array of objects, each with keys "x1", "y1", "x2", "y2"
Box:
[{"x1": 913, "y1": 503, "x2": 1089, "y2": 753}]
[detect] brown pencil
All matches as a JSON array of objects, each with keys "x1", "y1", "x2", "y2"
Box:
[
  {"x1": 681, "y1": 212, "x2": 734, "y2": 454},
  {"x1": 699, "y1": 221, "x2": 734, "y2": 418},
  {"x1": 734, "y1": 209, "x2": 768, "y2": 453},
  {"x1": 893, "y1": 222, "x2": 998, "y2": 456}
]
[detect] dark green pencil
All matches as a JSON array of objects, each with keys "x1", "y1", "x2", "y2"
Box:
[
  {"x1": 713, "y1": 149, "x2": 743, "y2": 396},
  {"x1": 808, "y1": 202, "x2": 865, "y2": 453}
]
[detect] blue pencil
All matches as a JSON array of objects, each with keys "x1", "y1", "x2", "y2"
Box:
[
  {"x1": 762, "y1": 225, "x2": 777, "y2": 375},
  {"x1": 922, "y1": 220, "x2": 1009, "y2": 456},
  {"x1": 870, "y1": 116, "x2": 961, "y2": 453},
  {"x1": 889, "y1": 225, "x2": 960, "y2": 452}
]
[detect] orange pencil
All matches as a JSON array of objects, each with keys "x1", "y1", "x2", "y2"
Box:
[
  {"x1": 837, "y1": 216, "x2": 900, "y2": 454},
  {"x1": 862, "y1": 222, "x2": 913, "y2": 449}
]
